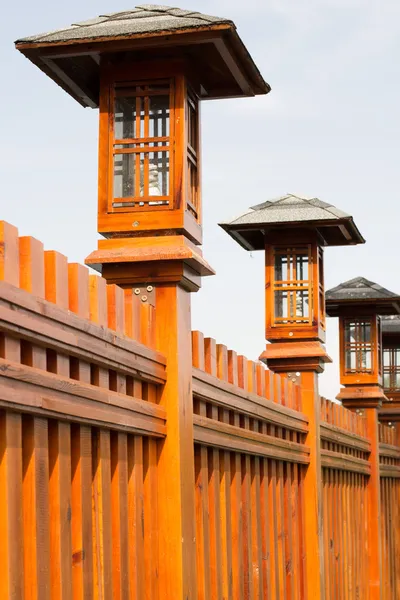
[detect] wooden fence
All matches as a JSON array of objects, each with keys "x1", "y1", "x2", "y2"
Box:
[
  {"x1": 1, "y1": 218, "x2": 400, "y2": 599},
  {"x1": 192, "y1": 331, "x2": 308, "y2": 599},
  {"x1": 0, "y1": 222, "x2": 165, "y2": 599},
  {"x1": 320, "y1": 398, "x2": 370, "y2": 600}
]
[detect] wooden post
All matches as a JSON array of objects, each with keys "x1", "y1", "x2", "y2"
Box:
[
  {"x1": 365, "y1": 407, "x2": 383, "y2": 600},
  {"x1": 155, "y1": 283, "x2": 198, "y2": 599},
  {"x1": 298, "y1": 370, "x2": 324, "y2": 599}
]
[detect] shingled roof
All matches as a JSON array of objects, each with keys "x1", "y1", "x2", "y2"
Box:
[
  {"x1": 15, "y1": 5, "x2": 269, "y2": 107},
  {"x1": 219, "y1": 194, "x2": 365, "y2": 251},
  {"x1": 326, "y1": 277, "x2": 400, "y2": 316},
  {"x1": 16, "y1": 5, "x2": 231, "y2": 44}
]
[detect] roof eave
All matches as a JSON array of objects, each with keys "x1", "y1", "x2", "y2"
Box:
[
  {"x1": 326, "y1": 297, "x2": 400, "y2": 317},
  {"x1": 219, "y1": 216, "x2": 365, "y2": 249},
  {"x1": 15, "y1": 23, "x2": 270, "y2": 106}
]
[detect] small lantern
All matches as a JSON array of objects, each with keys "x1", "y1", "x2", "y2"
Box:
[
  {"x1": 380, "y1": 316, "x2": 400, "y2": 415},
  {"x1": 16, "y1": 5, "x2": 270, "y2": 250},
  {"x1": 220, "y1": 194, "x2": 364, "y2": 372},
  {"x1": 326, "y1": 277, "x2": 400, "y2": 407}
]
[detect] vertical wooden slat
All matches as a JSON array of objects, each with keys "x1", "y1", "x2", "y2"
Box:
[
  {"x1": 71, "y1": 424, "x2": 93, "y2": 599},
  {"x1": 365, "y1": 408, "x2": 382, "y2": 600},
  {"x1": 48, "y1": 420, "x2": 73, "y2": 600},
  {"x1": 124, "y1": 289, "x2": 141, "y2": 341},
  {"x1": 204, "y1": 337, "x2": 222, "y2": 600},
  {"x1": 0, "y1": 411, "x2": 23, "y2": 599},
  {"x1": 127, "y1": 435, "x2": 145, "y2": 599},
  {"x1": 192, "y1": 331, "x2": 205, "y2": 371},
  {"x1": 89, "y1": 275, "x2": 108, "y2": 327},
  {"x1": 260, "y1": 448, "x2": 272, "y2": 600},
  {"x1": 44, "y1": 250, "x2": 69, "y2": 309},
  {"x1": 92, "y1": 429, "x2": 113, "y2": 599},
  {"x1": 194, "y1": 443, "x2": 211, "y2": 600},
  {"x1": 111, "y1": 431, "x2": 129, "y2": 600},
  {"x1": 228, "y1": 350, "x2": 243, "y2": 599},
  {"x1": 298, "y1": 371, "x2": 324, "y2": 598},
  {"x1": 192, "y1": 331, "x2": 211, "y2": 599},
  {"x1": 143, "y1": 437, "x2": 159, "y2": 599},
  {"x1": 19, "y1": 236, "x2": 45, "y2": 296},
  {"x1": 0, "y1": 222, "x2": 20, "y2": 361},
  {"x1": 23, "y1": 415, "x2": 50, "y2": 600},
  {"x1": 107, "y1": 284, "x2": 125, "y2": 333},
  {"x1": 247, "y1": 361, "x2": 263, "y2": 600},
  {"x1": 217, "y1": 344, "x2": 233, "y2": 600},
  {"x1": 0, "y1": 221, "x2": 19, "y2": 287},
  {"x1": 68, "y1": 264, "x2": 90, "y2": 319}
]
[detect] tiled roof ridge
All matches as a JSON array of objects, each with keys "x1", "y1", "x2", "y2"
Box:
[
  {"x1": 251, "y1": 193, "x2": 339, "y2": 213},
  {"x1": 15, "y1": 5, "x2": 231, "y2": 44},
  {"x1": 326, "y1": 276, "x2": 399, "y2": 299}
]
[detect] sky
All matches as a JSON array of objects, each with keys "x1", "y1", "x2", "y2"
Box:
[{"x1": 1, "y1": 0, "x2": 399, "y2": 398}]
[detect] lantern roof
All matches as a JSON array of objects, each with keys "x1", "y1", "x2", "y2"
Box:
[
  {"x1": 326, "y1": 277, "x2": 400, "y2": 317},
  {"x1": 15, "y1": 5, "x2": 270, "y2": 107},
  {"x1": 382, "y1": 315, "x2": 400, "y2": 335},
  {"x1": 219, "y1": 193, "x2": 365, "y2": 251}
]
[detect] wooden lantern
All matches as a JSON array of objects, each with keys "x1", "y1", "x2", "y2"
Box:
[
  {"x1": 376, "y1": 315, "x2": 400, "y2": 422},
  {"x1": 97, "y1": 63, "x2": 203, "y2": 243},
  {"x1": 16, "y1": 5, "x2": 270, "y2": 290},
  {"x1": 382, "y1": 316, "x2": 400, "y2": 404},
  {"x1": 220, "y1": 194, "x2": 365, "y2": 372},
  {"x1": 326, "y1": 277, "x2": 400, "y2": 407}
]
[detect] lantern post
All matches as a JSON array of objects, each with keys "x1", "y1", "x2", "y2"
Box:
[
  {"x1": 16, "y1": 6, "x2": 270, "y2": 598},
  {"x1": 220, "y1": 193, "x2": 365, "y2": 597}
]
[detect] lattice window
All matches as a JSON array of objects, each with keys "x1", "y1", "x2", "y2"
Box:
[
  {"x1": 186, "y1": 89, "x2": 200, "y2": 220},
  {"x1": 112, "y1": 80, "x2": 172, "y2": 211},
  {"x1": 273, "y1": 246, "x2": 312, "y2": 325},
  {"x1": 383, "y1": 347, "x2": 400, "y2": 391},
  {"x1": 344, "y1": 319, "x2": 374, "y2": 374}
]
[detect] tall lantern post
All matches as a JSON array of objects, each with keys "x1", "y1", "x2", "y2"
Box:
[
  {"x1": 220, "y1": 193, "x2": 365, "y2": 597},
  {"x1": 16, "y1": 6, "x2": 270, "y2": 598},
  {"x1": 326, "y1": 276, "x2": 400, "y2": 599}
]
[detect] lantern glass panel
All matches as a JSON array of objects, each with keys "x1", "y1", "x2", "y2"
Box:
[
  {"x1": 273, "y1": 248, "x2": 311, "y2": 325},
  {"x1": 186, "y1": 91, "x2": 200, "y2": 220},
  {"x1": 344, "y1": 319, "x2": 373, "y2": 374},
  {"x1": 112, "y1": 82, "x2": 172, "y2": 210},
  {"x1": 383, "y1": 347, "x2": 400, "y2": 391}
]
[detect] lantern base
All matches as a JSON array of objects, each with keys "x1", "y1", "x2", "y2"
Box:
[
  {"x1": 336, "y1": 385, "x2": 387, "y2": 409},
  {"x1": 259, "y1": 341, "x2": 332, "y2": 374},
  {"x1": 85, "y1": 235, "x2": 215, "y2": 292}
]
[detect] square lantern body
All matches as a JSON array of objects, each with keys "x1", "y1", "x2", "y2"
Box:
[
  {"x1": 98, "y1": 59, "x2": 202, "y2": 244},
  {"x1": 265, "y1": 230, "x2": 325, "y2": 343},
  {"x1": 338, "y1": 312, "x2": 382, "y2": 387},
  {"x1": 381, "y1": 319, "x2": 400, "y2": 403}
]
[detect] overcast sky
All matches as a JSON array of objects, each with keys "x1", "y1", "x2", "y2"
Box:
[{"x1": 1, "y1": 0, "x2": 399, "y2": 398}]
